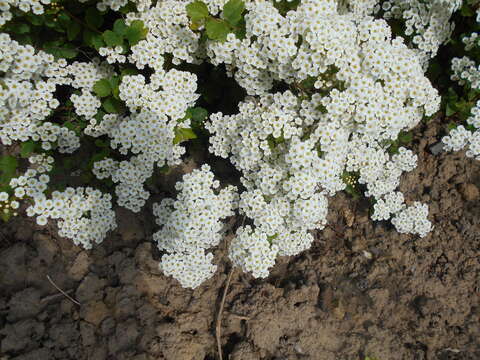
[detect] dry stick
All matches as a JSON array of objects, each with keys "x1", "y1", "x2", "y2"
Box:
[
  {"x1": 216, "y1": 268, "x2": 235, "y2": 360},
  {"x1": 46, "y1": 275, "x2": 81, "y2": 306},
  {"x1": 41, "y1": 290, "x2": 74, "y2": 304}
]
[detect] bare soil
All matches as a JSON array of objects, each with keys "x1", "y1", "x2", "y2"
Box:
[{"x1": 1, "y1": 116, "x2": 479, "y2": 360}]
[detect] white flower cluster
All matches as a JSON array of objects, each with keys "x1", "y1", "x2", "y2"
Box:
[
  {"x1": 442, "y1": 101, "x2": 480, "y2": 161},
  {"x1": 90, "y1": 68, "x2": 199, "y2": 212},
  {"x1": 451, "y1": 56, "x2": 480, "y2": 89},
  {"x1": 0, "y1": 0, "x2": 50, "y2": 26},
  {"x1": 126, "y1": 0, "x2": 202, "y2": 68},
  {"x1": 0, "y1": 191, "x2": 20, "y2": 218},
  {"x1": 207, "y1": 92, "x2": 327, "y2": 260},
  {"x1": 82, "y1": 0, "x2": 153, "y2": 12},
  {"x1": 443, "y1": 14, "x2": 480, "y2": 161},
  {"x1": 391, "y1": 202, "x2": 432, "y2": 237},
  {"x1": 229, "y1": 225, "x2": 278, "y2": 278},
  {"x1": 153, "y1": 165, "x2": 238, "y2": 289},
  {"x1": 0, "y1": 0, "x2": 449, "y2": 286},
  {"x1": 0, "y1": 34, "x2": 80, "y2": 153},
  {"x1": 206, "y1": 0, "x2": 437, "y2": 279},
  {"x1": 8, "y1": 155, "x2": 116, "y2": 249},
  {"x1": 99, "y1": 46, "x2": 127, "y2": 64},
  {"x1": 65, "y1": 60, "x2": 113, "y2": 120},
  {"x1": 380, "y1": 0, "x2": 461, "y2": 62}
]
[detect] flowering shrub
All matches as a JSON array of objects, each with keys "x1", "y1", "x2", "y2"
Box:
[
  {"x1": 153, "y1": 165, "x2": 238, "y2": 288},
  {"x1": 441, "y1": 3, "x2": 480, "y2": 160},
  {"x1": 0, "y1": 0, "x2": 470, "y2": 289}
]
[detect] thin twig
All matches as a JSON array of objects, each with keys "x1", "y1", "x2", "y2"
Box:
[
  {"x1": 40, "y1": 290, "x2": 74, "y2": 304},
  {"x1": 46, "y1": 275, "x2": 81, "y2": 306},
  {"x1": 216, "y1": 268, "x2": 234, "y2": 360}
]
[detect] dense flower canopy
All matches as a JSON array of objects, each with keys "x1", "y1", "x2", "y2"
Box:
[{"x1": 0, "y1": 0, "x2": 473, "y2": 288}]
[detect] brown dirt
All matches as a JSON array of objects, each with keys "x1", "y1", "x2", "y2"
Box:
[{"x1": 1, "y1": 116, "x2": 480, "y2": 360}]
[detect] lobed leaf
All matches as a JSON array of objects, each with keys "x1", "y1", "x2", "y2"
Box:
[
  {"x1": 223, "y1": 0, "x2": 245, "y2": 26},
  {"x1": 93, "y1": 79, "x2": 112, "y2": 98},
  {"x1": 205, "y1": 18, "x2": 230, "y2": 42},
  {"x1": 186, "y1": 1, "x2": 210, "y2": 23}
]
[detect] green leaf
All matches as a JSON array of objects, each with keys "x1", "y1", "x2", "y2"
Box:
[
  {"x1": 0, "y1": 156, "x2": 17, "y2": 185},
  {"x1": 223, "y1": 0, "x2": 245, "y2": 26},
  {"x1": 273, "y1": 0, "x2": 300, "y2": 16},
  {"x1": 466, "y1": 124, "x2": 476, "y2": 132},
  {"x1": 20, "y1": 141, "x2": 37, "y2": 158},
  {"x1": 44, "y1": 14, "x2": 60, "y2": 29},
  {"x1": 0, "y1": 210, "x2": 12, "y2": 222},
  {"x1": 94, "y1": 139, "x2": 109, "y2": 148},
  {"x1": 103, "y1": 30, "x2": 123, "y2": 47},
  {"x1": 62, "y1": 157, "x2": 74, "y2": 171},
  {"x1": 266, "y1": 233, "x2": 278, "y2": 244},
  {"x1": 119, "y1": 2, "x2": 137, "y2": 14},
  {"x1": 94, "y1": 110, "x2": 106, "y2": 123},
  {"x1": 460, "y1": 4, "x2": 475, "y2": 17},
  {"x1": 233, "y1": 18, "x2": 246, "y2": 39},
  {"x1": 89, "y1": 32, "x2": 105, "y2": 50},
  {"x1": 125, "y1": 20, "x2": 148, "y2": 46},
  {"x1": 56, "y1": 12, "x2": 71, "y2": 28},
  {"x1": 108, "y1": 76, "x2": 121, "y2": 99},
  {"x1": 188, "y1": 107, "x2": 208, "y2": 123},
  {"x1": 398, "y1": 131, "x2": 413, "y2": 144},
  {"x1": 445, "y1": 102, "x2": 457, "y2": 117},
  {"x1": 113, "y1": 19, "x2": 128, "y2": 36},
  {"x1": 102, "y1": 97, "x2": 125, "y2": 114},
  {"x1": 173, "y1": 127, "x2": 197, "y2": 144},
  {"x1": 186, "y1": 0, "x2": 210, "y2": 23},
  {"x1": 205, "y1": 18, "x2": 230, "y2": 42},
  {"x1": 11, "y1": 23, "x2": 30, "y2": 34},
  {"x1": 44, "y1": 42, "x2": 79, "y2": 59},
  {"x1": 26, "y1": 13, "x2": 44, "y2": 26},
  {"x1": 120, "y1": 68, "x2": 139, "y2": 79},
  {"x1": 67, "y1": 21, "x2": 81, "y2": 41},
  {"x1": 93, "y1": 79, "x2": 112, "y2": 97},
  {"x1": 158, "y1": 164, "x2": 170, "y2": 174},
  {"x1": 85, "y1": 7, "x2": 104, "y2": 29},
  {"x1": 16, "y1": 34, "x2": 33, "y2": 45}
]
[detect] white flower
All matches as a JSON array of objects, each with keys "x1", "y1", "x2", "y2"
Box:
[{"x1": 0, "y1": 192, "x2": 8, "y2": 201}]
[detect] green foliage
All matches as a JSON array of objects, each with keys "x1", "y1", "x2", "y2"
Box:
[
  {"x1": 186, "y1": 0, "x2": 246, "y2": 41},
  {"x1": 83, "y1": 30, "x2": 105, "y2": 50},
  {"x1": 125, "y1": 20, "x2": 148, "y2": 46},
  {"x1": 273, "y1": 0, "x2": 300, "y2": 16},
  {"x1": 103, "y1": 29, "x2": 123, "y2": 47},
  {"x1": 113, "y1": 18, "x2": 128, "y2": 36},
  {"x1": 186, "y1": 0, "x2": 210, "y2": 24},
  {"x1": 93, "y1": 78, "x2": 112, "y2": 98},
  {"x1": 205, "y1": 18, "x2": 230, "y2": 42},
  {"x1": 222, "y1": 0, "x2": 245, "y2": 26},
  {"x1": 85, "y1": 7, "x2": 105, "y2": 29},
  {"x1": 188, "y1": 107, "x2": 208, "y2": 124},
  {"x1": 66, "y1": 21, "x2": 81, "y2": 41},
  {"x1": 386, "y1": 131, "x2": 414, "y2": 155},
  {"x1": 341, "y1": 171, "x2": 360, "y2": 199},
  {"x1": 443, "y1": 87, "x2": 479, "y2": 120},
  {"x1": 266, "y1": 233, "x2": 278, "y2": 244},
  {"x1": 102, "y1": 97, "x2": 125, "y2": 114},
  {"x1": 20, "y1": 141, "x2": 39, "y2": 158},
  {"x1": 43, "y1": 39, "x2": 79, "y2": 59},
  {"x1": 173, "y1": 127, "x2": 197, "y2": 145},
  {"x1": 267, "y1": 134, "x2": 285, "y2": 151},
  {"x1": 0, "y1": 156, "x2": 17, "y2": 193}
]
